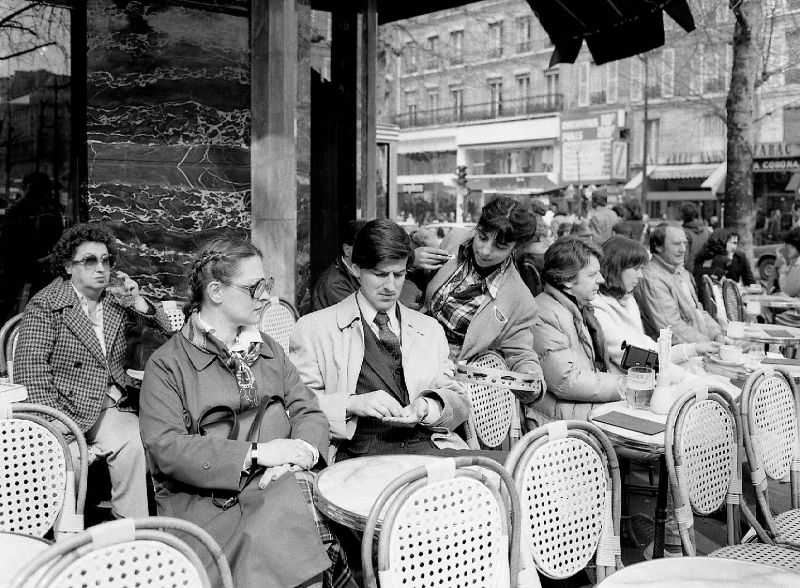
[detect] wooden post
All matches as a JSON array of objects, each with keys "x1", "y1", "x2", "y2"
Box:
[
  {"x1": 361, "y1": 0, "x2": 378, "y2": 219},
  {"x1": 251, "y1": 0, "x2": 298, "y2": 301}
]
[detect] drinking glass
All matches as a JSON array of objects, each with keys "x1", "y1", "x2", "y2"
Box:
[
  {"x1": 624, "y1": 366, "x2": 656, "y2": 409},
  {"x1": 108, "y1": 270, "x2": 133, "y2": 307}
]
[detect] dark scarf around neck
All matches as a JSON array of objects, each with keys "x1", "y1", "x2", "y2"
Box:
[{"x1": 551, "y1": 285, "x2": 609, "y2": 373}]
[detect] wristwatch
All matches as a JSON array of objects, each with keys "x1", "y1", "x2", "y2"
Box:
[
  {"x1": 418, "y1": 398, "x2": 430, "y2": 422},
  {"x1": 250, "y1": 443, "x2": 259, "y2": 469}
]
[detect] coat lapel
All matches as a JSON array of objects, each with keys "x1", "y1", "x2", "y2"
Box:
[
  {"x1": 102, "y1": 296, "x2": 124, "y2": 356},
  {"x1": 62, "y1": 302, "x2": 107, "y2": 367}
]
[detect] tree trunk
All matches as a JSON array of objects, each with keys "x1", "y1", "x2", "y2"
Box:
[{"x1": 725, "y1": 0, "x2": 761, "y2": 254}]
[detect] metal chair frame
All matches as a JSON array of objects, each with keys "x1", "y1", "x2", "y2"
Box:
[
  {"x1": 700, "y1": 274, "x2": 718, "y2": 317},
  {"x1": 665, "y1": 386, "x2": 800, "y2": 571},
  {"x1": 722, "y1": 278, "x2": 745, "y2": 323},
  {"x1": 505, "y1": 420, "x2": 623, "y2": 584},
  {"x1": 2, "y1": 403, "x2": 88, "y2": 538},
  {"x1": 739, "y1": 367, "x2": 800, "y2": 548},
  {"x1": 259, "y1": 297, "x2": 299, "y2": 353},
  {"x1": 361, "y1": 456, "x2": 525, "y2": 588},
  {"x1": 0, "y1": 313, "x2": 23, "y2": 381},
  {"x1": 10, "y1": 516, "x2": 233, "y2": 588}
]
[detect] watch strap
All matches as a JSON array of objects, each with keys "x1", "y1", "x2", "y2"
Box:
[{"x1": 250, "y1": 442, "x2": 258, "y2": 469}]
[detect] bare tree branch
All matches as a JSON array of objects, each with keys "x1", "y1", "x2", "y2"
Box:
[{"x1": 0, "y1": 40, "x2": 56, "y2": 61}]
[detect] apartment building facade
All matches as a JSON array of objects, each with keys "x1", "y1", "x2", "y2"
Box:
[{"x1": 382, "y1": 0, "x2": 800, "y2": 224}]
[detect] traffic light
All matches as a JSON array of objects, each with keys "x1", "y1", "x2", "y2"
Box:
[{"x1": 456, "y1": 165, "x2": 468, "y2": 186}]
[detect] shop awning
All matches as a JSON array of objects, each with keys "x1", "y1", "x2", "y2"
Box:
[
  {"x1": 649, "y1": 163, "x2": 721, "y2": 180},
  {"x1": 786, "y1": 173, "x2": 800, "y2": 193},
  {"x1": 525, "y1": 0, "x2": 696, "y2": 66},
  {"x1": 645, "y1": 190, "x2": 717, "y2": 202},
  {"x1": 701, "y1": 162, "x2": 726, "y2": 194}
]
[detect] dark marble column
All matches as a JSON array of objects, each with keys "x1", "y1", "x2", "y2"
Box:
[{"x1": 86, "y1": 0, "x2": 251, "y2": 299}]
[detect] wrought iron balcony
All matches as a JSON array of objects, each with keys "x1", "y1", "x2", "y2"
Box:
[{"x1": 394, "y1": 93, "x2": 563, "y2": 128}]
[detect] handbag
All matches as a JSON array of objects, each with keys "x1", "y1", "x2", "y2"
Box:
[
  {"x1": 620, "y1": 341, "x2": 660, "y2": 372},
  {"x1": 191, "y1": 396, "x2": 291, "y2": 509}
]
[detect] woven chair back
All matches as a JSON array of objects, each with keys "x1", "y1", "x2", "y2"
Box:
[
  {"x1": 505, "y1": 420, "x2": 622, "y2": 582},
  {"x1": 161, "y1": 301, "x2": 185, "y2": 332},
  {"x1": 465, "y1": 352, "x2": 517, "y2": 448},
  {"x1": 0, "y1": 418, "x2": 67, "y2": 536},
  {"x1": 746, "y1": 370, "x2": 799, "y2": 481},
  {"x1": 518, "y1": 259, "x2": 543, "y2": 297},
  {"x1": 259, "y1": 298, "x2": 299, "y2": 353},
  {"x1": 10, "y1": 517, "x2": 233, "y2": 588},
  {"x1": 0, "y1": 313, "x2": 23, "y2": 379},
  {"x1": 700, "y1": 274, "x2": 718, "y2": 317},
  {"x1": 722, "y1": 278, "x2": 744, "y2": 322},
  {"x1": 362, "y1": 456, "x2": 523, "y2": 588}
]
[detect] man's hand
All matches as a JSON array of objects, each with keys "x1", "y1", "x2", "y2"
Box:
[
  {"x1": 257, "y1": 439, "x2": 316, "y2": 469},
  {"x1": 413, "y1": 247, "x2": 452, "y2": 271},
  {"x1": 382, "y1": 398, "x2": 428, "y2": 428},
  {"x1": 714, "y1": 334, "x2": 734, "y2": 345},
  {"x1": 695, "y1": 341, "x2": 720, "y2": 355},
  {"x1": 347, "y1": 390, "x2": 404, "y2": 419}
]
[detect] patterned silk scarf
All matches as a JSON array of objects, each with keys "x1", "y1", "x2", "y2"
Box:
[{"x1": 182, "y1": 312, "x2": 263, "y2": 409}]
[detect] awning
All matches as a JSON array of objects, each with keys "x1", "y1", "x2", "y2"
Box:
[
  {"x1": 645, "y1": 190, "x2": 717, "y2": 202},
  {"x1": 649, "y1": 163, "x2": 721, "y2": 180},
  {"x1": 786, "y1": 173, "x2": 800, "y2": 193},
  {"x1": 701, "y1": 162, "x2": 726, "y2": 194},
  {"x1": 623, "y1": 171, "x2": 643, "y2": 191},
  {"x1": 526, "y1": 0, "x2": 696, "y2": 66}
]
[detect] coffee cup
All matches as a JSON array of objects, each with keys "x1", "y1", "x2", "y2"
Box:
[
  {"x1": 727, "y1": 321, "x2": 745, "y2": 338},
  {"x1": 719, "y1": 344, "x2": 742, "y2": 363}
]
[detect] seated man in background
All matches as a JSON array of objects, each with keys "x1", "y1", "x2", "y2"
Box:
[
  {"x1": 290, "y1": 219, "x2": 470, "y2": 462},
  {"x1": 634, "y1": 223, "x2": 727, "y2": 344},
  {"x1": 310, "y1": 219, "x2": 366, "y2": 313},
  {"x1": 15, "y1": 223, "x2": 171, "y2": 519}
]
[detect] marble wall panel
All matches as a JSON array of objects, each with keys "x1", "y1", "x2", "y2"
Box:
[{"x1": 86, "y1": 0, "x2": 250, "y2": 300}]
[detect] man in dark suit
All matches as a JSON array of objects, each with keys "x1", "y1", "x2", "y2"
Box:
[
  {"x1": 290, "y1": 219, "x2": 470, "y2": 462},
  {"x1": 15, "y1": 223, "x2": 171, "y2": 518}
]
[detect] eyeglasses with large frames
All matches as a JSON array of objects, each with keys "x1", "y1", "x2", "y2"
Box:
[
  {"x1": 71, "y1": 254, "x2": 115, "y2": 270},
  {"x1": 221, "y1": 276, "x2": 274, "y2": 299}
]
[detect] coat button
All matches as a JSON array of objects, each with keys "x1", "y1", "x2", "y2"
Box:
[{"x1": 202, "y1": 463, "x2": 211, "y2": 470}]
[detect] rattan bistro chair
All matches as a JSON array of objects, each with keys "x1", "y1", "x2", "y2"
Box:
[
  {"x1": 505, "y1": 420, "x2": 623, "y2": 584},
  {"x1": 10, "y1": 516, "x2": 233, "y2": 588},
  {"x1": 739, "y1": 367, "x2": 800, "y2": 547},
  {"x1": 665, "y1": 386, "x2": 800, "y2": 570},
  {"x1": 0, "y1": 313, "x2": 23, "y2": 382},
  {"x1": 259, "y1": 297, "x2": 299, "y2": 353},
  {"x1": 160, "y1": 300, "x2": 185, "y2": 332},
  {"x1": 722, "y1": 278, "x2": 745, "y2": 323},
  {"x1": 361, "y1": 456, "x2": 527, "y2": 588},
  {"x1": 2, "y1": 403, "x2": 88, "y2": 538}
]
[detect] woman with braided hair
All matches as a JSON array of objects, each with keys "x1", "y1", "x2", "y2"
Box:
[{"x1": 139, "y1": 237, "x2": 355, "y2": 588}]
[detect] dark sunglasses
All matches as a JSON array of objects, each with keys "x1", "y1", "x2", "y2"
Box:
[
  {"x1": 221, "y1": 276, "x2": 274, "y2": 299},
  {"x1": 71, "y1": 254, "x2": 115, "y2": 269}
]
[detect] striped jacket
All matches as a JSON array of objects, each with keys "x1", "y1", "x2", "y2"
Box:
[{"x1": 14, "y1": 277, "x2": 171, "y2": 432}]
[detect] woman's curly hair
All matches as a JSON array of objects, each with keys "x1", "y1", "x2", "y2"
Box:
[{"x1": 52, "y1": 223, "x2": 118, "y2": 278}]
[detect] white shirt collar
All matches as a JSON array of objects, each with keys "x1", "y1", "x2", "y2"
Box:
[
  {"x1": 195, "y1": 313, "x2": 262, "y2": 353},
  {"x1": 356, "y1": 291, "x2": 400, "y2": 335}
]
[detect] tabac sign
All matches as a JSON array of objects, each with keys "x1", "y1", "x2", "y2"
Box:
[{"x1": 753, "y1": 143, "x2": 800, "y2": 173}]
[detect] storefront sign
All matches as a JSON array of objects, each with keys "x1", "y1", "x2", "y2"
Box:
[
  {"x1": 754, "y1": 143, "x2": 800, "y2": 159},
  {"x1": 560, "y1": 110, "x2": 626, "y2": 182},
  {"x1": 399, "y1": 183, "x2": 425, "y2": 193},
  {"x1": 753, "y1": 158, "x2": 800, "y2": 172},
  {"x1": 664, "y1": 151, "x2": 724, "y2": 164}
]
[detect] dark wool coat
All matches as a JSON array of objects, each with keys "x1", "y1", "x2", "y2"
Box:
[{"x1": 139, "y1": 331, "x2": 332, "y2": 588}]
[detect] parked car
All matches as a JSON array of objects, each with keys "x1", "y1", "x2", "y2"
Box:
[{"x1": 752, "y1": 243, "x2": 782, "y2": 281}]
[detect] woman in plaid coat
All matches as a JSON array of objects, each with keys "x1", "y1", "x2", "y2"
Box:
[{"x1": 14, "y1": 223, "x2": 171, "y2": 519}]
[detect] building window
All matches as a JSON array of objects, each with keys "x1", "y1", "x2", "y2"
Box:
[
  {"x1": 489, "y1": 22, "x2": 504, "y2": 58},
  {"x1": 398, "y1": 151, "x2": 457, "y2": 175},
  {"x1": 545, "y1": 69, "x2": 560, "y2": 107},
  {"x1": 450, "y1": 30, "x2": 464, "y2": 65},
  {"x1": 402, "y1": 44, "x2": 417, "y2": 74},
  {"x1": 426, "y1": 35, "x2": 439, "y2": 70},
  {"x1": 516, "y1": 74, "x2": 531, "y2": 101},
  {"x1": 489, "y1": 79, "x2": 504, "y2": 117},
  {"x1": 631, "y1": 57, "x2": 644, "y2": 102},
  {"x1": 590, "y1": 64, "x2": 606, "y2": 104},
  {"x1": 515, "y1": 16, "x2": 532, "y2": 53},
  {"x1": 786, "y1": 29, "x2": 800, "y2": 83},
  {"x1": 661, "y1": 49, "x2": 675, "y2": 98},
  {"x1": 466, "y1": 145, "x2": 554, "y2": 175},
  {"x1": 578, "y1": 62, "x2": 589, "y2": 106},
  {"x1": 450, "y1": 86, "x2": 464, "y2": 120},
  {"x1": 405, "y1": 90, "x2": 418, "y2": 125},
  {"x1": 702, "y1": 45, "x2": 727, "y2": 93},
  {"x1": 427, "y1": 89, "x2": 440, "y2": 120},
  {"x1": 645, "y1": 118, "x2": 660, "y2": 163},
  {"x1": 606, "y1": 61, "x2": 618, "y2": 103}
]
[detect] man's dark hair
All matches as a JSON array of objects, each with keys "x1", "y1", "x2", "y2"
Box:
[
  {"x1": 542, "y1": 236, "x2": 602, "y2": 289},
  {"x1": 649, "y1": 223, "x2": 673, "y2": 254},
  {"x1": 625, "y1": 199, "x2": 643, "y2": 220},
  {"x1": 591, "y1": 189, "x2": 608, "y2": 207},
  {"x1": 677, "y1": 202, "x2": 699, "y2": 223},
  {"x1": 784, "y1": 226, "x2": 800, "y2": 252},
  {"x1": 52, "y1": 223, "x2": 118, "y2": 277},
  {"x1": 600, "y1": 236, "x2": 650, "y2": 299},
  {"x1": 352, "y1": 219, "x2": 415, "y2": 270},
  {"x1": 477, "y1": 196, "x2": 538, "y2": 247},
  {"x1": 341, "y1": 219, "x2": 367, "y2": 250}
]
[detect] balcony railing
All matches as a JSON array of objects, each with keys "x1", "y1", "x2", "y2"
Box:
[{"x1": 394, "y1": 93, "x2": 563, "y2": 128}]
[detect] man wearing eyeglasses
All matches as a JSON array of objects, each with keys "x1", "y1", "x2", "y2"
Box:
[{"x1": 15, "y1": 222, "x2": 171, "y2": 520}]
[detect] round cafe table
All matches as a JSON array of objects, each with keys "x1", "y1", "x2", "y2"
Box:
[
  {"x1": 742, "y1": 293, "x2": 800, "y2": 310},
  {"x1": 313, "y1": 454, "x2": 445, "y2": 532},
  {"x1": 731, "y1": 323, "x2": 800, "y2": 346},
  {"x1": 0, "y1": 531, "x2": 50, "y2": 587},
  {"x1": 597, "y1": 556, "x2": 800, "y2": 587}
]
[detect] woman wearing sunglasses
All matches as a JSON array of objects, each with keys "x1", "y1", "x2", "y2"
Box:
[
  {"x1": 139, "y1": 237, "x2": 354, "y2": 588},
  {"x1": 14, "y1": 222, "x2": 171, "y2": 520}
]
